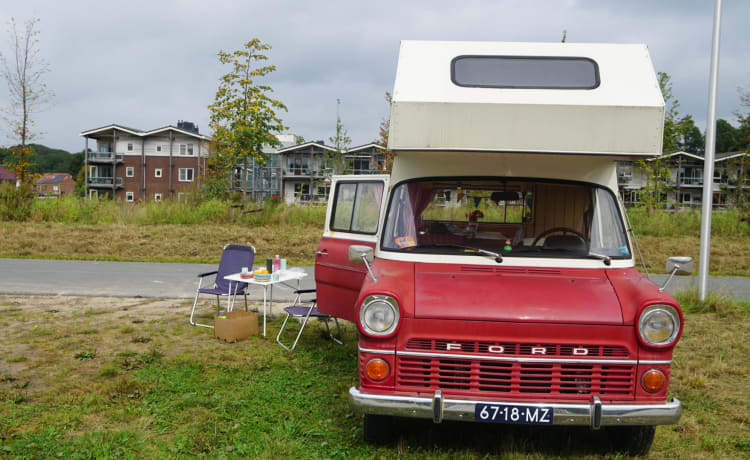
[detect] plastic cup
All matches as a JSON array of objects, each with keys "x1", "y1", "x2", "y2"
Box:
[{"x1": 241, "y1": 267, "x2": 248, "y2": 274}]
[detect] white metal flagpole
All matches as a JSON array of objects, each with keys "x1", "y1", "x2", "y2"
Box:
[{"x1": 698, "y1": 0, "x2": 723, "y2": 300}]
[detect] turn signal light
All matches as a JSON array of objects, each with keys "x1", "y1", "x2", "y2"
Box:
[
  {"x1": 641, "y1": 369, "x2": 666, "y2": 393},
  {"x1": 365, "y1": 358, "x2": 389, "y2": 382}
]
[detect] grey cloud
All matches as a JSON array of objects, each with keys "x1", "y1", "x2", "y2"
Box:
[{"x1": 0, "y1": 0, "x2": 747, "y2": 153}]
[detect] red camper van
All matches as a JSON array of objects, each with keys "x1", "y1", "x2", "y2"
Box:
[{"x1": 314, "y1": 41, "x2": 688, "y2": 456}]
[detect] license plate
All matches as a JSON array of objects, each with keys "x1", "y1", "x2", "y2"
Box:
[{"x1": 474, "y1": 403, "x2": 554, "y2": 425}]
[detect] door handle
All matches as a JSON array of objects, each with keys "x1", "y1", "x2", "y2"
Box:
[{"x1": 316, "y1": 250, "x2": 328, "y2": 256}]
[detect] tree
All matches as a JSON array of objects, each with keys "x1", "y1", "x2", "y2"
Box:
[
  {"x1": 324, "y1": 98, "x2": 351, "y2": 175},
  {"x1": 637, "y1": 72, "x2": 678, "y2": 210},
  {"x1": 375, "y1": 91, "x2": 394, "y2": 173},
  {"x1": 659, "y1": 72, "x2": 681, "y2": 153},
  {"x1": 715, "y1": 118, "x2": 740, "y2": 153},
  {"x1": 207, "y1": 39, "x2": 287, "y2": 204},
  {"x1": 677, "y1": 115, "x2": 704, "y2": 155},
  {"x1": 0, "y1": 18, "x2": 53, "y2": 184}
]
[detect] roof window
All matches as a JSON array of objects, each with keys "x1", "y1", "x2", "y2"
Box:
[{"x1": 451, "y1": 55, "x2": 600, "y2": 89}]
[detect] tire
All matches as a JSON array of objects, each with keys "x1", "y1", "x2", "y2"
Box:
[
  {"x1": 363, "y1": 414, "x2": 396, "y2": 444},
  {"x1": 608, "y1": 425, "x2": 656, "y2": 456}
]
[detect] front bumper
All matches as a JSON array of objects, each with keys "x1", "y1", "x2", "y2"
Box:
[{"x1": 349, "y1": 387, "x2": 681, "y2": 428}]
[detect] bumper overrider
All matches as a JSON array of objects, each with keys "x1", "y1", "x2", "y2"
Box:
[{"x1": 349, "y1": 387, "x2": 681, "y2": 429}]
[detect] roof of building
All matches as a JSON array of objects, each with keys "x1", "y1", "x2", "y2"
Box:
[
  {"x1": 80, "y1": 124, "x2": 211, "y2": 141},
  {"x1": 276, "y1": 141, "x2": 338, "y2": 154},
  {"x1": 37, "y1": 173, "x2": 73, "y2": 184},
  {"x1": 0, "y1": 166, "x2": 15, "y2": 181},
  {"x1": 346, "y1": 143, "x2": 386, "y2": 154},
  {"x1": 649, "y1": 151, "x2": 748, "y2": 162}
]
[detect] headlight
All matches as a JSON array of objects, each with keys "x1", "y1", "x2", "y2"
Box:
[
  {"x1": 359, "y1": 295, "x2": 399, "y2": 336},
  {"x1": 638, "y1": 304, "x2": 681, "y2": 347}
]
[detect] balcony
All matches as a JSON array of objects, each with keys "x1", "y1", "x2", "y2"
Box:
[
  {"x1": 679, "y1": 177, "x2": 703, "y2": 186},
  {"x1": 88, "y1": 152, "x2": 124, "y2": 163},
  {"x1": 88, "y1": 176, "x2": 123, "y2": 188}
]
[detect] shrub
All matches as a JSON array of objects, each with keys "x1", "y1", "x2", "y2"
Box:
[{"x1": 0, "y1": 182, "x2": 33, "y2": 221}]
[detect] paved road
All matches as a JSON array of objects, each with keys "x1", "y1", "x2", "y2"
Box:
[
  {"x1": 0, "y1": 258, "x2": 315, "y2": 301},
  {"x1": 0, "y1": 258, "x2": 747, "y2": 300}
]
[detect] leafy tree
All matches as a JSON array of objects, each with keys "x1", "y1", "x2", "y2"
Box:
[
  {"x1": 659, "y1": 72, "x2": 681, "y2": 153},
  {"x1": 636, "y1": 72, "x2": 678, "y2": 211},
  {"x1": 715, "y1": 118, "x2": 740, "y2": 153},
  {"x1": 323, "y1": 98, "x2": 352, "y2": 175},
  {"x1": 208, "y1": 39, "x2": 287, "y2": 204},
  {"x1": 677, "y1": 115, "x2": 704, "y2": 155},
  {"x1": 375, "y1": 91, "x2": 393, "y2": 173},
  {"x1": 0, "y1": 18, "x2": 53, "y2": 184}
]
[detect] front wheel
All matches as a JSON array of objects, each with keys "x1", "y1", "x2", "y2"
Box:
[
  {"x1": 363, "y1": 414, "x2": 396, "y2": 444},
  {"x1": 608, "y1": 425, "x2": 656, "y2": 456}
]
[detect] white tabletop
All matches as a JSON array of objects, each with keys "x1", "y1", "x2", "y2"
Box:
[{"x1": 224, "y1": 270, "x2": 307, "y2": 286}]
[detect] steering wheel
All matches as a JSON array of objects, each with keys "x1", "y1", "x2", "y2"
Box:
[{"x1": 532, "y1": 227, "x2": 587, "y2": 247}]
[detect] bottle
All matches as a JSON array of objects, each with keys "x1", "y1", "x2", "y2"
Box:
[{"x1": 273, "y1": 254, "x2": 281, "y2": 273}]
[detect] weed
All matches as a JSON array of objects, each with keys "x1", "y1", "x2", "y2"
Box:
[
  {"x1": 6, "y1": 356, "x2": 28, "y2": 363},
  {"x1": 120, "y1": 326, "x2": 135, "y2": 334},
  {"x1": 79, "y1": 328, "x2": 98, "y2": 335},
  {"x1": 131, "y1": 336, "x2": 151, "y2": 344},
  {"x1": 74, "y1": 351, "x2": 96, "y2": 360}
]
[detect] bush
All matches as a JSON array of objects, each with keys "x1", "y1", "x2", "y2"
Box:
[
  {"x1": 627, "y1": 207, "x2": 750, "y2": 238},
  {"x1": 0, "y1": 182, "x2": 33, "y2": 221}
]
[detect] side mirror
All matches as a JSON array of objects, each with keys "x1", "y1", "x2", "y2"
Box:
[
  {"x1": 666, "y1": 256, "x2": 693, "y2": 275},
  {"x1": 348, "y1": 245, "x2": 377, "y2": 283},
  {"x1": 659, "y1": 256, "x2": 694, "y2": 292},
  {"x1": 348, "y1": 245, "x2": 374, "y2": 264}
]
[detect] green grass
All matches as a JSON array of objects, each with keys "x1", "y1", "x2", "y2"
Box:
[{"x1": 0, "y1": 294, "x2": 748, "y2": 458}]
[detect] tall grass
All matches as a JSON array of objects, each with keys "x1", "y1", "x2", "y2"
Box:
[
  {"x1": 627, "y1": 207, "x2": 750, "y2": 238},
  {"x1": 18, "y1": 197, "x2": 750, "y2": 237},
  {"x1": 27, "y1": 196, "x2": 326, "y2": 226}
]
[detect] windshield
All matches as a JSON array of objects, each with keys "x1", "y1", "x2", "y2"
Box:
[{"x1": 382, "y1": 178, "x2": 630, "y2": 260}]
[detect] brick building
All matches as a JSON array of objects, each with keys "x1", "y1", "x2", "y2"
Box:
[
  {"x1": 0, "y1": 166, "x2": 15, "y2": 185},
  {"x1": 80, "y1": 122, "x2": 210, "y2": 202},
  {"x1": 34, "y1": 173, "x2": 76, "y2": 198}
]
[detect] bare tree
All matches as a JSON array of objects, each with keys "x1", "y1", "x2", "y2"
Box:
[{"x1": 0, "y1": 18, "x2": 53, "y2": 183}]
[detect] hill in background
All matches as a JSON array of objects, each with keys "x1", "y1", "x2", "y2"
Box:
[{"x1": 0, "y1": 144, "x2": 83, "y2": 176}]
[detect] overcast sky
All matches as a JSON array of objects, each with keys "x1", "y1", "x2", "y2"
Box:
[{"x1": 0, "y1": 0, "x2": 748, "y2": 153}]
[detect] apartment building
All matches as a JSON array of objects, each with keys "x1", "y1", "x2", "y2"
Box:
[
  {"x1": 34, "y1": 173, "x2": 76, "y2": 198},
  {"x1": 80, "y1": 121, "x2": 210, "y2": 202},
  {"x1": 617, "y1": 151, "x2": 749, "y2": 208},
  {"x1": 233, "y1": 137, "x2": 385, "y2": 204}
]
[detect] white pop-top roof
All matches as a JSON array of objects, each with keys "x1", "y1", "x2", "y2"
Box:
[{"x1": 388, "y1": 40, "x2": 665, "y2": 157}]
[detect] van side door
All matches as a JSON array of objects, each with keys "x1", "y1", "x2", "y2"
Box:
[{"x1": 315, "y1": 175, "x2": 389, "y2": 322}]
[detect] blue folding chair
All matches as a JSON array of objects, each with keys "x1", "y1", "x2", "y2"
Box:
[
  {"x1": 276, "y1": 289, "x2": 343, "y2": 351},
  {"x1": 189, "y1": 244, "x2": 255, "y2": 328}
]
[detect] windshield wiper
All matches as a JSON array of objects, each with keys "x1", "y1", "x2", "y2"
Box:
[
  {"x1": 407, "y1": 243, "x2": 503, "y2": 263},
  {"x1": 587, "y1": 251, "x2": 612, "y2": 266}
]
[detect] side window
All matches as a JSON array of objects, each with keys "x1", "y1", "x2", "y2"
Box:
[
  {"x1": 332, "y1": 183, "x2": 356, "y2": 230},
  {"x1": 331, "y1": 181, "x2": 383, "y2": 234}
]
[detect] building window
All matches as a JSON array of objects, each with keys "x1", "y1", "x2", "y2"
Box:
[
  {"x1": 179, "y1": 168, "x2": 194, "y2": 182},
  {"x1": 156, "y1": 144, "x2": 162, "y2": 153},
  {"x1": 154, "y1": 193, "x2": 162, "y2": 202},
  {"x1": 53, "y1": 185, "x2": 59, "y2": 192},
  {"x1": 126, "y1": 191, "x2": 134, "y2": 202},
  {"x1": 127, "y1": 143, "x2": 133, "y2": 151},
  {"x1": 177, "y1": 192, "x2": 188, "y2": 203},
  {"x1": 126, "y1": 166, "x2": 134, "y2": 177},
  {"x1": 180, "y1": 144, "x2": 187, "y2": 155},
  {"x1": 155, "y1": 168, "x2": 162, "y2": 178},
  {"x1": 187, "y1": 143, "x2": 194, "y2": 156}
]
